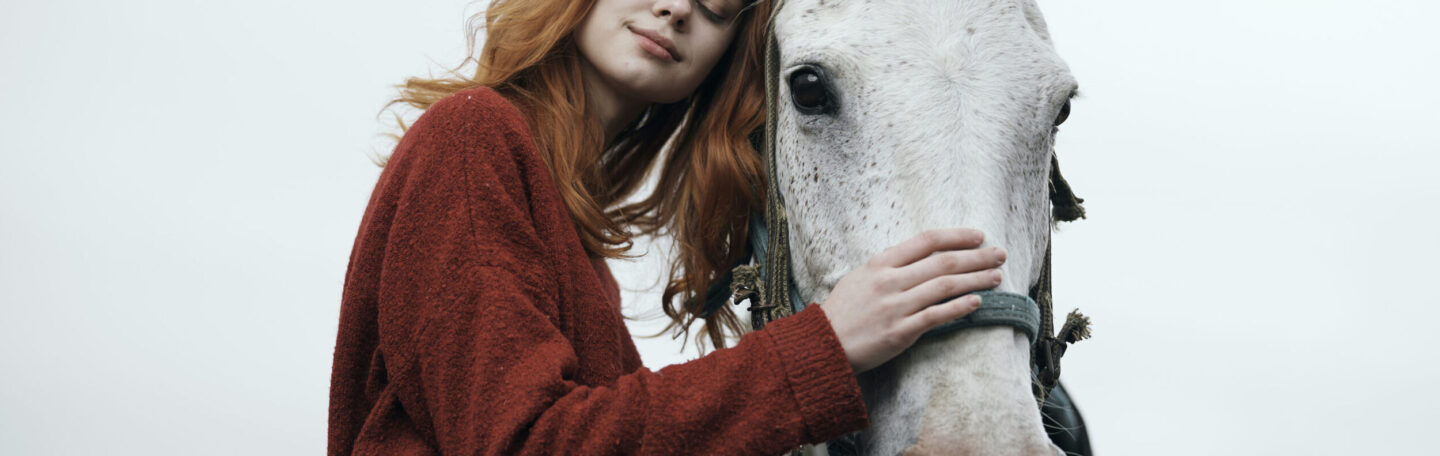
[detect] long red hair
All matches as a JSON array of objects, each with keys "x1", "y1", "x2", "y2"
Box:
[{"x1": 383, "y1": 0, "x2": 770, "y2": 349}]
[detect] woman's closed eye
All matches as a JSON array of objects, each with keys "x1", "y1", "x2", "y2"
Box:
[{"x1": 693, "y1": 0, "x2": 742, "y2": 24}]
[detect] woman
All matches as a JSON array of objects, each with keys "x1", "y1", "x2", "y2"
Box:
[{"x1": 328, "y1": 0, "x2": 1008, "y2": 454}]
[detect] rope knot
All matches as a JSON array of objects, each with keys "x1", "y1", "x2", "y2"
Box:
[
  {"x1": 1033, "y1": 309, "x2": 1091, "y2": 405},
  {"x1": 729, "y1": 264, "x2": 762, "y2": 305},
  {"x1": 1058, "y1": 309, "x2": 1091, "y2": 344}
]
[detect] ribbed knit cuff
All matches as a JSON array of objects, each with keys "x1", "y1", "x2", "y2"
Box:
[{"x1": 762, "y1": 304, "x2": 869, "y2": 443}]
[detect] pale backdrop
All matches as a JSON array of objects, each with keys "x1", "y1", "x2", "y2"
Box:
[{"x1": 1, "y1": 0, "x2": 1436, "y2": 454}]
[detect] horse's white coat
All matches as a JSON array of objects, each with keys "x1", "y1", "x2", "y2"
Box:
[{"x1": 770, "y1": 0, "x2": 1076, "y2": 454}]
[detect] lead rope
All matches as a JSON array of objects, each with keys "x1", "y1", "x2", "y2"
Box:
[
  {"x1": 759, "y1": 4, "x2": 804, "y2": 454},
  {"x1": 755, "y1": 0, "x2": 794, "y2": 329},
  {"x1": 759, "y1": 4, "x2": 808, "y2": 455},
  {"x1": 1032, "y1": 154, "x2": 1092, "y2": 406}
]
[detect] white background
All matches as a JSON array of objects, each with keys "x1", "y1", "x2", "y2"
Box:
[{"x1": 2, "y1": 0, "x2": 1437, "y2": 454}]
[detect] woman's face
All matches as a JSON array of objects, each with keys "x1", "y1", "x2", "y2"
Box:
[{"x1": 576, "y1": 0, "x2": 749, "y2": 104}]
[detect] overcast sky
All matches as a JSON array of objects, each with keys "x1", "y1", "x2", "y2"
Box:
[{"x1": 2, "y1": 0, "x2": 1437, "y2": 454}]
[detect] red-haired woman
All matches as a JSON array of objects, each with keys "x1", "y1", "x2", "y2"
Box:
[{"x1": 328, "y1": 0, "x2": 1007, "y2": 454}]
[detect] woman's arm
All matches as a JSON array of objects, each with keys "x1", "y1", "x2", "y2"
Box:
[
  {"x1": 395, "y1": 265, "x2": 862, "y2": 455},
  {"x1": 352, "y1": 88, "x2": 866, "y2": 455}
]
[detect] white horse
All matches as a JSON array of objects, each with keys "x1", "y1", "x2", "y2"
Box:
[{"x1": 768, "y1": 0, "x2": 1079, "y2": 454}]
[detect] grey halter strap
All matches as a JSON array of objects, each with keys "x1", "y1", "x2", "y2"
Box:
[{"x1": 735, "y1": 217, "x2": 1042, "y2": 345}]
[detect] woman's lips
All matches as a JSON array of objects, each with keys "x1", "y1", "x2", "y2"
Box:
[{"x1": 629, "y1": 26, "x2": 681, "y2": 62}]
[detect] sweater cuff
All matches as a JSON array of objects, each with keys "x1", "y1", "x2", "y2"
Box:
[{"x1": 762, "y1": 304, "x2": 869, "y2": 443}]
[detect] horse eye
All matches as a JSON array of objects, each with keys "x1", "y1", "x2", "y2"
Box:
[
  {"x1": 788, "y1": 67, "x2": 836, "y2": 115},
  {"x1": 1054, "y1": 100, "x2": 1071, "y2": 126}
]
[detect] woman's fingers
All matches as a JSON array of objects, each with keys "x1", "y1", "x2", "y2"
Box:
[
  {"x1": 823, "y1": 227, "x2": 1003, "y2": 373},
  {"x1": 884, "y1": 247, "x2": 1006, "y2": 291},
  {"x1": 897, "y1": 294, "x2": 982, "y2": 337},
  {"x1": 868, "y1": 228, "x2": 985, "y2": 268},
  {"x1": 895, "y1": 268, "x2": 1002, "y2": 315}
]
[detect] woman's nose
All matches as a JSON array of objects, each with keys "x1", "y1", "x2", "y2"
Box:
[{"x1": 653, "y1": 0, "x2": 694, "y2": 27}]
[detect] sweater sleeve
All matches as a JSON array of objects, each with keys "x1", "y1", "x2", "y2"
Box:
[{"x1": 369, "y1": 90, "x2": 868, "y2": 456}]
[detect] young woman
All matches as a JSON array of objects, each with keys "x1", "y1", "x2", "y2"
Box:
[{"x1": 328, "y1": 0, "x2": 1008, "y2": 454}]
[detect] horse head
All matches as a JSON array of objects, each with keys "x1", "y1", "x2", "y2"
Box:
[{"x1": 769, "y1": 0, "x2": 1078, "y2": 454}]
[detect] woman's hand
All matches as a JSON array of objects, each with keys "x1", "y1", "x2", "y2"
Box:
[{"x1": 818, "y1": 228, "x2": 1006, "y2": 374}]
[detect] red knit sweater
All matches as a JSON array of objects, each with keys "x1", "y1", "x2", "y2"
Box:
[{"x1": 328, "y1": 87, "x2": 868, "y2": 455}]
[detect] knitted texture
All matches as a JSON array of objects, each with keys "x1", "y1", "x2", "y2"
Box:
[{"x1": 328, "y1": 87, "x2": 868, "y2": 455}]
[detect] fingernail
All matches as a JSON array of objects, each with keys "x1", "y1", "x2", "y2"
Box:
[{"x1": 992, "y1": 270, "x2": 1003, "y2": 285}]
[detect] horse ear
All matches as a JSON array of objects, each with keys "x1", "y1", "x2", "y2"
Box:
[{"x1": 1049, "y1": 154, "x2": 1087, "y2": 222}]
